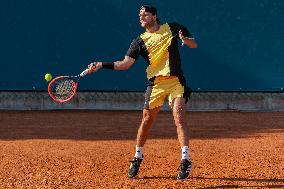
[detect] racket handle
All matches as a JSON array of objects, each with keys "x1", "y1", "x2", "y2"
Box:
[{"x1": 79, "y1": 69, "x2": 89, "y2": 77}]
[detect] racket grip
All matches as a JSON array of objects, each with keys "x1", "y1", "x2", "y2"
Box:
[{"x1": 80, "y1": 69, "x2": 89, "y2": 77}]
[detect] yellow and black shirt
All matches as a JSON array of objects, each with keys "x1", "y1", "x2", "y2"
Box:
[{"x1": 126, "y1": 22, "x2": 192, "y2": 86}]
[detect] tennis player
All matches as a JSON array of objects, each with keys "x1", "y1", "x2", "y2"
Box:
[{"x1": 88, "y1": 5, "x2": 197, "y2": 180}]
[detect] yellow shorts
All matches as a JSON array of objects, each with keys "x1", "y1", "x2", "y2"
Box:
[{"x1": 144, "y1": 76, "x2": 191, "y2": 110}]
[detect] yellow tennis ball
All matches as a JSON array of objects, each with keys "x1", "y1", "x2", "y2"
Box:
[{"x1": 45, "y1": 73, "x2": 52, "y2": 82}]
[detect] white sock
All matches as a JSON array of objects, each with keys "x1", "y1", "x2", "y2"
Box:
[
  {"x1": 134, "y1": 145, "x2": 143, "y2": 159},
  {"x1": 181, "y1": 146, "x2": 190, "y2": 160}
]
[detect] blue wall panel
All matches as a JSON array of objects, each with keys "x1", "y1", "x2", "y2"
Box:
[{"x1": 0, "y1": 0, "x2": 283, "y2": 91}]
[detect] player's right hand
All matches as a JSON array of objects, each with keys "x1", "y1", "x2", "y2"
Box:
[{"x1": 88, "y1": 62, "x2": 102, "y2": 73}]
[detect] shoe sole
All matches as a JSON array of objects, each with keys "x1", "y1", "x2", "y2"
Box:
[
  {"x1": 177, "y1": 175, "x2": 190, "y2": 180},
  {"x1": 177, "y1": 167, "x2": 192, "y2": 180}
]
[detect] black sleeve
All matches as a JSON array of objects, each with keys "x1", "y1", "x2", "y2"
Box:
[
  {"x1": 125, "y1": 37, "x2": 141, "y2": 60},
  {"x1": 169, "y1": 22, "x2": 193, "y2": 38}
]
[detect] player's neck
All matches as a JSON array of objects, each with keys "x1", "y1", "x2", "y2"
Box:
[{"x1": 145, "y1": 23, "x2": 160, "y2": 33}]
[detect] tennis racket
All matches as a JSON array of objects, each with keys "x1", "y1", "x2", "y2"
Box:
[{"x1": 48, "y1": 69, "x2": 89, "y2": 103}]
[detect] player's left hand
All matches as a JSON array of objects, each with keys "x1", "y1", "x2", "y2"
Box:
[{"x1": 179, "y1": 30, "x2": 186, "y2": 47}]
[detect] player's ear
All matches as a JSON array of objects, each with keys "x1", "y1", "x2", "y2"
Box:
[
  {"x1": 154, "y1": 15, "x2": 160, "y2": 24},
  {"x1": 153, "y1": 15, "x2": 157, "y2": 21}
]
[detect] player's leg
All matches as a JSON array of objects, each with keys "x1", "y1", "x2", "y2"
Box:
[
  {"x1": 172, "y1": 97, "x2": 189, "y2": 147},
  {"x1": 135, "y1": 107, "x2": 161, "y2": 159},
  {"x1": 135, "y1": 82, "x2": 165, "y2": 154},
  {"x1": 128, "y1": 107, "x2": 161, "y2": 178},
  {"x1": 128, "y1": 82, "x2": 165, "y2": 178},
  {"x1": 168, "y1": 80, "x2": 192, "y2": 180},
  {"x1": 172, "y1": 97, "x2": 192, "y2": 180},
  {"x1": 137, "y1": 107, "x2": 161, "y2": 147}
]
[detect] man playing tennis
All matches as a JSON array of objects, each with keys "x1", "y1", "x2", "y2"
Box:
[{"x1": 88, "y1": 5, "x2": 197, "y2": 180}]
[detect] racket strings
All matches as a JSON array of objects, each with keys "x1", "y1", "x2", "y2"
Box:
[{"x1": 50, "y1": 78, "x2": 76, "y2": 100}]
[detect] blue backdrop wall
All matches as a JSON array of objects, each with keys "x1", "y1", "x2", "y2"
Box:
[{"x1": 1, "y1": 0, "x2": 284, "y2": 91}]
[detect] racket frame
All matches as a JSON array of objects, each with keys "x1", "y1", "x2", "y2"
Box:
[
  {"x1": 47, "y1": 69, "x2": 89, "y2": 103},
  {"x1": 48, "y1": 75, "x2": 79, "y2": 103}
]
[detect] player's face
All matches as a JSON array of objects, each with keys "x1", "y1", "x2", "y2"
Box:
[{"x1": 139, "y1": 9, "x2": 156, "y2": 28}]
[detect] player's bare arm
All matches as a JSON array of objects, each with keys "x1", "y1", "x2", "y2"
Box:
[
  {"x1": 88, "y1": 56, "x2": 135, "y2": 73},
  {"x1": 179, "y1": 30, "x2": 197, "y2": 48}
]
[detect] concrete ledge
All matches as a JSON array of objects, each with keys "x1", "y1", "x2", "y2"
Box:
[{"x1": 0, "y1": 91, "x2": 283, "y2": 111}]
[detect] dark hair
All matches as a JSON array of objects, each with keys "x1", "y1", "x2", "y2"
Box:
[{"x1": 141, "y1": 5, "x2": 160, "y2": 24}]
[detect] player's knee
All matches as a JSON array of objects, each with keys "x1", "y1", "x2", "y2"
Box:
[
  {"x1": 142, "y1": 115, "x2": 152, "y2": 126},
  {"x1": 176, "y1": 122, "x2": 184, "y2": 129},
  {"x1": 174, "y1": 118, "x2": 186, "y2": 128}
]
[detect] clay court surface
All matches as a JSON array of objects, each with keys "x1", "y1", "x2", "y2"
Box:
[{"x1": 0, "y1": 110, "x2": 283, "y2": 188}]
